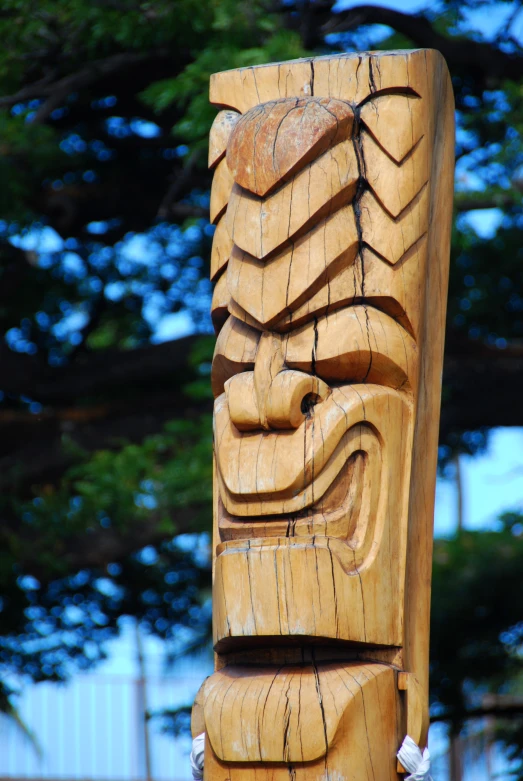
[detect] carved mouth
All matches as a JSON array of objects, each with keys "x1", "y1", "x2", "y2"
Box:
[
  {"x1": 214, "y1": 385, "x2": 386, "y2": 513},
  {"x1": 217, "y1": 425, "x2": 382, "y2": 574},
  {"x1": 218, "y1": 436, "x2": 378, "y2": 541},
  {"x1": 213, "y1": 383, "x2": 411, "y2": 573}
]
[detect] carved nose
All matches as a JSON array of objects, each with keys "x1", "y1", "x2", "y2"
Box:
[
  {"x1": 225, "y1": 330, "x2": 330, "y2": 430},
  {"x1": 225, "y1": 369, "x2": 330, "y2": 431}
]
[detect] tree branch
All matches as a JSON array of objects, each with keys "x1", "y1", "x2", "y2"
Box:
[
  {"x1": 169, "y1": 203, "x2": 209, "y2": 219},
  {"x1": 0, "y1": 333, "x2": 203, "y2": 403},
  {"x1": 0, "y1": 52, "x2": 156, "y2": 122},
  {"x1": 157, "y1": 149, "x2": 204, "y2": 220},
  {"x1": 455, "y1": 191, "x2": 520, "y2": 212},
  {"x1": 431, "y1": 700, "x2": 523, "y2": 725},
  {"x1": 441, "y1": 334, "x2": 523, "y2": 435},
  {"x1": 0, "y1": 506, "x2": 204, "y2": 582},
  {"x1": 0, "y1": 388, "x2": 212, "y2": 492},
  {"x1": 322, "y1": 5, "x2": 523, "y2": 85}
]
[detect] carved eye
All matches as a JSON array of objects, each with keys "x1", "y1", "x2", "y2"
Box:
[{"x1": 226, "y1": 96, "x2": 354, "y2": 197}]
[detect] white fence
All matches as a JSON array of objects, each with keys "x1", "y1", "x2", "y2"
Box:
[{"x1": 0, "y1": 673, "x2": 206, "y2": 781}]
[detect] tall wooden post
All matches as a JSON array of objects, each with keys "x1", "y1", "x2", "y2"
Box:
[{"x1": 195, "y1": 49, "x2": 454, "y2": 779}]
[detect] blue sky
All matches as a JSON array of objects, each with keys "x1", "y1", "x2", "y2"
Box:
[
  {"x1": 435, "y1": 428, "x2": 523, "y2": 536},
  {"x1": 336, "y1": 0, "x2": 523, "y2": 40}
]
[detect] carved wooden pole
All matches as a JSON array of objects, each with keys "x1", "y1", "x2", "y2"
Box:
[{"x1": 194, "y1": 49, "x2": 454, "y2": 780}]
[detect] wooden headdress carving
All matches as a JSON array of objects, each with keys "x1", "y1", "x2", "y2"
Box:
[{"x1": 194, "y1": 49, "x2": 454, "y2": 780}]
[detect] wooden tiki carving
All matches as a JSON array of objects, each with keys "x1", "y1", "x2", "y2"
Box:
[{"x1": 197, "y1": 49, "x2": 454, "y2": 779}]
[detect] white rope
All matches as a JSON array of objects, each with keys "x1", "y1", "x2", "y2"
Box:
[
  {"x1": 397, "y1": 735, "x2": 432, "y2": 781},
  {"x1": 190, "y1": 732, "x2": 205, "y2": 780}
]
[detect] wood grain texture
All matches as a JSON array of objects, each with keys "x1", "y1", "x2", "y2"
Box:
[
  {"x1": 209, "y1": 215, "x2": 233, "y2": 282},
  {"x1": 362, "y1": 132, "x2": 428, "y2": 217},
  {"x1": 208, "y1": 109, "x2": 240, "y2": 169},
  {"x1": 211, "y1": 314, "x2": 259, "y2": 397},
  {"x1": 226, "y1": 139, "x2": 358, "y2": 260},
  {"x1": 396, "y1": 672, "x2": 428, "y2": 772},
  {"x1": 201, "y1": 662, "x2": 400, "y2": 779},
  {"x1": 209, "y1": 157, "x2": 234, "y2": 224},
  {"x1": 359, "y1": 185, "x2": 429, "y2": 265},
  {"x1": 210, "y1": 271, "x2": 230, "y2": 335},
  {"x1": 210, "y1": 60, "x2": 314, "y2": 113},
  {"x1": 360, "y1": 94, "x2": 424, "y2": 164},
  {"x1": 402, "y1": 49, "x2": 455, "y2": 723},
  {"x1": 191, "y1": 680, "x2": 206, "y2": 738},
  {"x1": 397, "y1": 672, "x2": 428, "y2": 747},
  {"x1": 283, "y1": 306, "x2": 417, "y2": 390},
  {"x1": 198, "y1": 48, "x2": 454, "y2": 777},
  {"x1": 226, "y1": 204, "x2": 358, "y2": 327},
  {"x1": 228, "y1": 241, "x2": 425, "y2": 337}
]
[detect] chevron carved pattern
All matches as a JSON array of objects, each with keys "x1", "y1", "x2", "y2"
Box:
[{"x1": 207, "y1": 85, "x2": 433, "y2": 337}]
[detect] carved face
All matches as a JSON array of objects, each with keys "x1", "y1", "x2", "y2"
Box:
[{"x1": 209, "y1": 75, "x2": 432, "y2": 651}]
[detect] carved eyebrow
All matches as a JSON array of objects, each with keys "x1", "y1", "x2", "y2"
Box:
[
  {"x1": 357, "y1": 86, "x2": 421, "y2": 109},
  {"x1": 212, "y1": 305, "x2": 416, "y2": 396},
  {"x1": 273, "y1": 290, "x2": 415, "y2": 340},
  {"x1": 283, "y1": 306, "x2": 416, "y2": 392}
]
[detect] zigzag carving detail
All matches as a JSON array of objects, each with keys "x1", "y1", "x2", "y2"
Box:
[
  {"x1": 208, "y1": 90, "x2": 429, "y2": 341},
  {"x1": 209, "y1": 110, "x2": 239, "y2": 280},
  {"x1": 226, "y1": 205, "x2": 359, "y2": 327},
  {"x1": 226, "y1": 139, "x2": 358, "y2": 259},
  {"x1": 359, "y1": 94, "x2": 424, "y2": 163}
]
